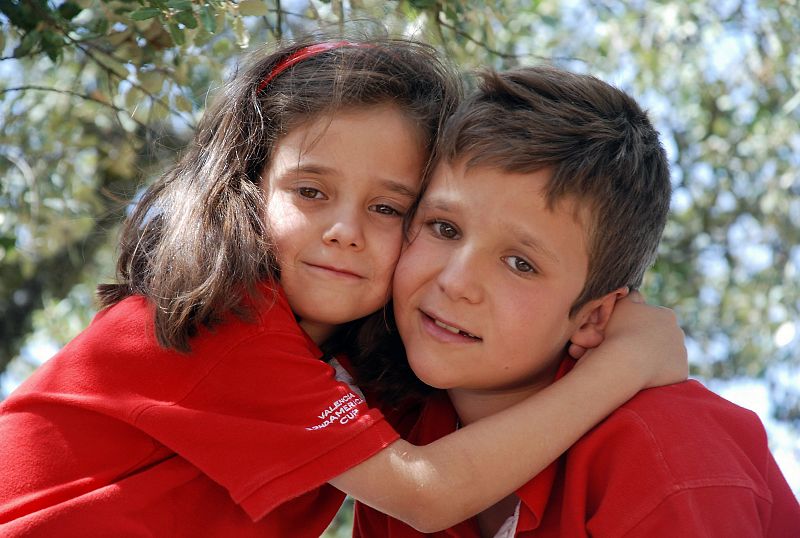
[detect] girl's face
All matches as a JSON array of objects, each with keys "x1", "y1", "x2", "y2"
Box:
[{"x1": 262, "y1": 104, "x2": 426, "y2": 343}]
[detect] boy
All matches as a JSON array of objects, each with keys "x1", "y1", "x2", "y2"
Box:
[{"x1": 354, "y1": 67, "x2": 800, "y2": 536}]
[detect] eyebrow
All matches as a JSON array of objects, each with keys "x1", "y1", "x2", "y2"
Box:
[
  {"x1": 285, "y1": 164, "x2": 418, "y2": 199},
  {"x1": 381, "y1": 180, "x2": 418, "y2": 200},
  {"x1": 418, "y1": 197, "x2": 459, "y2": 213},
  {"x1": 513, "y1": 227, "x2": 561, "y2": 264},
  {"x1": 421, "y1": 196, "x2": 561, "y2": 264}
]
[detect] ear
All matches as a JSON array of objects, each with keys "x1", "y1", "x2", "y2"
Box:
[{"x1": 569, "y1": 287, "x2": 629, "y2": 350}]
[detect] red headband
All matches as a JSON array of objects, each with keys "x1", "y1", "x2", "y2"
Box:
[{"x1": 257, "y1": 41, "x2": 365, "y2": 93}]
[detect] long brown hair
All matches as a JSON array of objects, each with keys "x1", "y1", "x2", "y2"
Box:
[{"x1": 97, "y1": 36, "x2": 461, "y2": 352}]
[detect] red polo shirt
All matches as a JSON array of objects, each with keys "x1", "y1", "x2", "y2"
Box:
[
  {"x1": 354, "y1": 360, "x2": 800, "y2": 537},
  {"x1": 0, "y1": 284, "x2": 398, "y2": 537}
]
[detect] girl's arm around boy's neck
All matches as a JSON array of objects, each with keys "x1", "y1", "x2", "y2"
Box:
[{"x1": 329, "y1": 298, "x2": 687, "y2": 532}]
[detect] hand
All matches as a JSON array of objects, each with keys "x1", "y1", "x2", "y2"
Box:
[{"x1": 576, "y1": 291, "x2": 688, "y2": 389}]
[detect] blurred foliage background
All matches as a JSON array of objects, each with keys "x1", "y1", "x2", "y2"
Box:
[{"x1": 1, "y1": 0, "x2": 799, "y2": 531}]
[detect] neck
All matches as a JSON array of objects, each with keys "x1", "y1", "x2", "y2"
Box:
[
  {"x1": 449, "y1": 360, "x2": 561, "y2": 537},
  {"x1": 448, "y1": 386, "x2": 539, "y2": 427},
  {"x1": 448, "y1": 361, "x2": 560, "y2": 427},
  {"x1": 298, "y1": 319, "x2": 335, "y2": 345}
]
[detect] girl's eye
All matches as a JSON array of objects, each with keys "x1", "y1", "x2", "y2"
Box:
[
  {"x1": 370, "y1": 204, "x2": 402, "y2": 217},
  {"x1": 297, "y1": 187, "x2": 324, "y2": 199},
  {"x1": 429, "y1": 220, "x2": 460, "y2": 240},
  {"x1": 503, "y1": 256, "x2": 537, "y2": 274}
]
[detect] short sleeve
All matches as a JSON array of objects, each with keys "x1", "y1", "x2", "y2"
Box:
[{"x1": 134, "y1": 328, "x2": 399, "y2": 521}]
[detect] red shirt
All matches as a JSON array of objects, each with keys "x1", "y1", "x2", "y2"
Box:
[
  {"x1": 0, "y1": 284, "x2": 398, "y2": 537},
  {"x1": 355, "y1": 360, "x2": 800, "y2": 537}
]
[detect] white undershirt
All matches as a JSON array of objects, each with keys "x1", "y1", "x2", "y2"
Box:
[
  {"x1": 333, "y1": 356, "x2": 522, "y2": 538},
  {"x1": 493, "y1": 500, "x2": 521, "y2": 537},
  {"x1": 329, "y1": 358, "x2": 367, "y2": 401}
]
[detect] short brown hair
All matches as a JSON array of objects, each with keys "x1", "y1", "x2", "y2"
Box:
[
  {"x1": 436, "y1": 66, "x2": 671, "y2": 315},
  {"x1": 98, "y1": 36, "x2": 460, "y2": 351}
]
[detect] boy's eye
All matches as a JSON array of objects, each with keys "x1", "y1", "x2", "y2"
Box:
[
  {"x1": 297, "y1": 187, "x2": 324, "y2": 199},
  {"x1": 429, "y1": 220, "x2": 459, "y2": 240},
  {"x1": 370, "y1": 204, "x2": 402, "y2": 216},
  {"x1": 503, "y1": 255, "x2": 536, "y2": 274}
]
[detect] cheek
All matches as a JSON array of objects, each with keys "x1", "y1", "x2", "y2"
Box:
[
  {"x1": 267, "y1": 197, "x2": 305, "y2": 246},
  {"x1": 372, "y1": 227, "x2": 404, "y2": 275},
  {"x1": 500, "y1": 293, "x2": 569, "y2": 349},
  {"x1": 393, "y1": 238, "x2": 431, "y2": 295}
]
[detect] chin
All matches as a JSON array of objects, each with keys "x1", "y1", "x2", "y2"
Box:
[
  {"x1": 312, "y1": 306, "x2": 376, "y2": 326},
  {"x1": 407, "y1": 358, "x2": 454, "y2": 390}
]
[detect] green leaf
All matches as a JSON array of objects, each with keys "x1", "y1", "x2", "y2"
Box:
[
  {"x1": 232, "y1": 16, "x2": 249, "y2": 48},
  {"x1": 57, "y1": 2, "x2": 83, "y2": 20},
  {"x1": 41, "y1": 30, "x2": 64, "y2": 62},
  {"x1": 175, "y1": 94, "x2": 193, "y2": 113},
  {"x1": 192, "y1": 27, "x2": 212, "y2": 46},
  {"x1": 106, "y1": 29, "x2": 132, "y2": 47},
  {"x1": 13, "y1": 30, "x2": 40, "y2": 58},
  {"x1": 214, "y1": 8, "x2": 226, "y2": 33},
  {"x1": 167, "y1": 22, "x2": 186, "y2": 46},
  {"x1": 0, "y1": 236, "x2": 15, "y2": 251},
  {"x1": 238, "y1": 0, "x2": 269, "y2": 16},
  {"x1": 125, "y1": 87, "x2": 141, "y2": 110},
  {"x1": 212, "y1": 37, "x2": 233, "y2": 57},
  {"x1": 200, "y1": 4, "x2": 217, "y2": 33},
  {"x1": 1, "y1": 1, "x2": 38, "y2": 31},
  {"x1": 166, "y1": 0, "x2": 193, "y2": 10},
  {"x1": 130, "y1": 8, "x2": 162, "y2": 21},
  {"x1": 88, "y1": 16, "x2": 109, "y2": 36},
  {"x1": 174, "y1": 10, "x2": 198, "y2": 29},
  {"x1": 139, "y1": 70, "x2": 165, "y2": 94},
  {"x1": 540, "y1": 14, "x2": 558, "y2": 26}
]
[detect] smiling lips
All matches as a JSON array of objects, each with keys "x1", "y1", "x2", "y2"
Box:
[
  {"x1": 423, "y1": 310, "x2": 481, "y2": 341},
  {"x1": 305, "y1": 262, "x2": 363, "y2": 279}
]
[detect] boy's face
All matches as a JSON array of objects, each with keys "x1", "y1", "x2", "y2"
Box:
[{"x1": 393, "y1": 160, "x2": 591, "y2": 393}]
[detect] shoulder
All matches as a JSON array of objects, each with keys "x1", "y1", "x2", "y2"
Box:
[
  {"x1": 187, "y1": 281, "x2": 311, "y2": 354},
  {"x1": 74, "y1": 286, "x2": 298, "y2": 354},
  {"x1": 563, "y1": 381, "x2": 779, "y2": 527},
  {"x1": 620, "y1": 378, "x2": 758, "y2": 420},
  {"x1": 574, "y1": 380, "x2": 770, "y2": 478},
  {"x1": 87, "y1": 286, "x2": 305, "y2": 361},
  {"x1": 557, "y1": 381, "x2": 797, "y2": 536},
  {"x1": 605, "y1": 380, "x2": 767, "y2": 455},
  {"x1": 7, "y1": 284, "x2": 309, "y2": 404}
]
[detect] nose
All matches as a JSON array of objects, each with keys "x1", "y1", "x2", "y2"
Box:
[
  {"x1": 322, "y1": 207, "x2": 365, "y2": 250},
  {"x1": 436, "y1": 247, "x2": 483, "y2": 304}
]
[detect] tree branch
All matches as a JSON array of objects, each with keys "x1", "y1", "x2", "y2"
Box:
[
  {"x1": 435, "y1": 15, "x2": 520, "y2": 60},
  {"x1": 71, "y1": 40, "x2": 197, "y2": 131},
  {"x1": 0, "y1": 85, "x2": 155, "y2": 134}
]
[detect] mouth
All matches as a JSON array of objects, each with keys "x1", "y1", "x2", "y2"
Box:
[
  {"x1": 304, "y1": 262, "x2": 364, "y2": 280},
  {"x1": 421, "y1": 310, "x2": 482, "y2": 341}
]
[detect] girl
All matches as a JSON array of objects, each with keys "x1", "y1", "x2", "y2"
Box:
[{"x1": 0, "y1": 37, "x2": 686, "y2": 536}]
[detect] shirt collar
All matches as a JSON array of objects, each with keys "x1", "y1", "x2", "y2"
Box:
[
  {"x1": 401, "y1": 357, "x2": 578, "y2": 537},
  {"x1": 513, "y1": 357, "x2": 576, "y2": 533}
]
